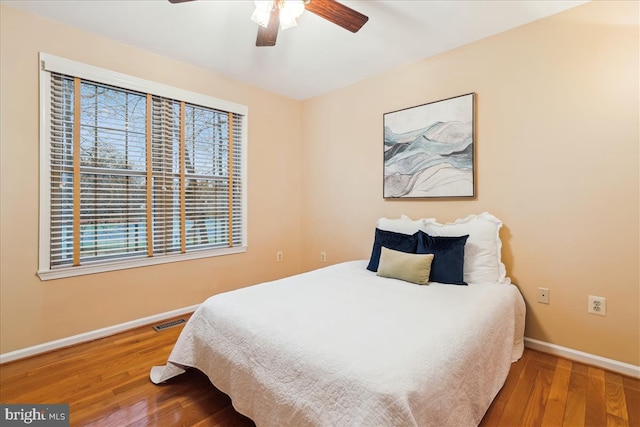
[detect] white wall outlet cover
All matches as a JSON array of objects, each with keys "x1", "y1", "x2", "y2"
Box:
[
  {"x1": 588, "y1": 295, "x2": 606, "y2": 315},
  {"x1": 537, "y1": 287, "x2": 550, "y2": 304}
]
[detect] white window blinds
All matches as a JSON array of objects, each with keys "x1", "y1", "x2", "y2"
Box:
[{"x1": 40, "y1": 53, "x2": 247, "y2": 279}]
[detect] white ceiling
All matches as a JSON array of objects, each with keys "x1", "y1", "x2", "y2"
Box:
[{"x1": 3, "y1": 0, "x2": 588, "y2": 100}]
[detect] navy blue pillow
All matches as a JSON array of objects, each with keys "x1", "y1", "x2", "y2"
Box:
[
  {"x1": 417, "y1": 232, "x2": 469, "y2": 285},
  {"x1": 366, "y1": 228, "x2": 419, "y2": 272}
]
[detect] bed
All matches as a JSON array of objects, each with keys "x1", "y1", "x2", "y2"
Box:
[{"x1": 151, "y1": 213, "x2": 525, "y2": 426}]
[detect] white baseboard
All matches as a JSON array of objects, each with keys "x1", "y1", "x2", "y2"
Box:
[
  {"x1": 0, "y1": 304, "x2": 199, "y2": 365},
  {"x1": 524, "y1": 337, "x2": 640, "y2": 379}
]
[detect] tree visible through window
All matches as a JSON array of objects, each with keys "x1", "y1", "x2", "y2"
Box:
[{"x1": 40, "y1": 56, "x2": 246, "y2": 278}]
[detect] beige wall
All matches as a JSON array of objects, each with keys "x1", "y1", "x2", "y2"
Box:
[
  {"x1": 301, "y1": 1, "x2": 639, "y2": 365},
  {"x1": 0, "y1": 6, "x2": 303, "y2": 354},
  {"x1": 1, "y1": 1, "x2": 638, "y2": 367}
]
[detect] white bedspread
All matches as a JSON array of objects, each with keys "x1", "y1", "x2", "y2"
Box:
[{"x1": 151, "y1": 261, "x2": 525, "y2": 426}]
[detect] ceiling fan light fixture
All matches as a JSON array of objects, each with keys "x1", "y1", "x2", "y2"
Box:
[
  {"x1": 252, "y1": 0, "x2": 305, "y2": 30},
  {"x1": 251, "y1": 1, "x2": 274, "y2": 28},
  {"x1": 279, "y1": 0, "x2": 305, "y2": 29}
]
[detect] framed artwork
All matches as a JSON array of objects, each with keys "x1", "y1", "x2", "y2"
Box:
[{"x1": 383, "y1": 93, "x2": 475, "y2": 198}]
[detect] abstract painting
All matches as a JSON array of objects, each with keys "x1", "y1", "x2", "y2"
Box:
[{"x1": 383, "y1": 93, "x2": 475, "y2": 198}]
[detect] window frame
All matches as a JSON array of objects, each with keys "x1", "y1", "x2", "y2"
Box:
[{"x1": 38, "y1": 53, "x2": 248, "y2": 281}]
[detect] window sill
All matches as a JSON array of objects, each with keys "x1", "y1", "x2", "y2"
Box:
[{"x1": 37, "y1": 246, "x2": 247, "y2": 281}]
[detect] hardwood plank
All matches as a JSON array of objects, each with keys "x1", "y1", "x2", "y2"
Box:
[
  {"x1": 586, "y1": 366, "x2": 608, "y2": 427},
  {"x1": 623, "y1": 376, "x2": 640, "y2": 427},
  {"x1": 520, "y1": 354, "x2": 555, "y2": 426},
  {"x1": 192, "y1": 405, "x2": 254, "y2": 427},
  {"x1": 178, "y1": 385, "x2": 235, "y2": 426},
  {"x1": 1, "y1": 317, "x2": 638, "y2": 427},
  {"x1": 563, "y1": 362, "x2": 588, "y2": 426},
  {"x1": 541, "y1": 357, "x2": 572, "y2": 426},
  {"x1": 604, "y1": 371, "x2": 629, "y2": 427}
]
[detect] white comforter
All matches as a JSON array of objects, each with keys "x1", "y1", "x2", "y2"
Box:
[{"x1": 151, "y1": 261, "x2": 525, "y2": 426}]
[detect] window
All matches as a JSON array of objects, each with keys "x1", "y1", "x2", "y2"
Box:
[{"x1": 39, "y1": 53, "x2": 247, "y2": 280}]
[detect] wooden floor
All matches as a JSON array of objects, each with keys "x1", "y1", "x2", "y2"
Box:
[{"x1": 1, "y1": 316, "x2": 638, "y2": 427}]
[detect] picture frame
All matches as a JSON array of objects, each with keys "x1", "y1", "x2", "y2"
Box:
[{"x1": 383, "y1": 93, "x2": 475, "y2": 199}]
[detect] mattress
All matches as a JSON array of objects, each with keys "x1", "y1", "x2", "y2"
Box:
[{"x1": 151, "y1": 260, "x2": 525, "y2": 426}]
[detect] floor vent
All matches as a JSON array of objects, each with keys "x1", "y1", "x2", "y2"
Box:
[{"x1": 152, "y1": 318, "x2": 186, "y2": 332}]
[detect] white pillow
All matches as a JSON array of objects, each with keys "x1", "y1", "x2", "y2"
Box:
[
  {"x1": 421, "y1": 212, "x2": 509, "y2": 284},
  {"x1": 377, "y1": 215, "x2": 434, "y2": 235}
]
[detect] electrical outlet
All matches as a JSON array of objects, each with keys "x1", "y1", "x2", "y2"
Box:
[
  {"x1": 320, "y1": 251, "x2": 327, "y2": 262},
  {"x1": 276, "y1": 251, "x2": 283, "y2": 262},
  {"x1": 537, "y1": 287, "x2": 549, "y2": 304},
  {"x1": 588, "y1": 295, "x2": 606, "y2": 315}
]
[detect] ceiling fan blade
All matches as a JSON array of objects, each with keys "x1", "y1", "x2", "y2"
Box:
[
  {"x1": 305, "y1": 0, "x2": 369, "y2": 33},
  {"x1": 168, "y1": 0, "x2": 196, "y2": 3},
  {"x1": 256, "y1": 8, "x2": 280, "y2": 47}
]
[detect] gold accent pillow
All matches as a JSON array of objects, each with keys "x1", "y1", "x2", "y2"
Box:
[{"x1": 376, "y1": 246, "x2": 434, "y2": 285}]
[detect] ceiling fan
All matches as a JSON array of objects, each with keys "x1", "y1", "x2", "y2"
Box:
[{"x1": 168, "y1": 0, "x2": 369, "y2": 47}]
